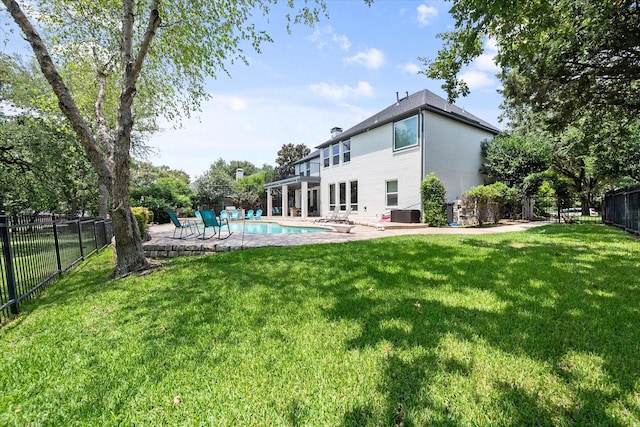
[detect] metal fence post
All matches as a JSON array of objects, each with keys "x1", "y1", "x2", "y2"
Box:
[
  {"x1": 76, "y1": 217, "x2": 84, "y2": 259},
  {"x1": 0, "y1": 211, "x2": 19, "y2": 314},
  {"x1": 52, "y1": 214, "x2": 62, "y2": 272}
]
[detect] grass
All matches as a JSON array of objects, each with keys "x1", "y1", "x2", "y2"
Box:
[{"x1": 1, "y1": 224, "x2": 640, "y2": 426}]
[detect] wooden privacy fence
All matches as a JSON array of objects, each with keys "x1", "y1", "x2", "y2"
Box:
[
  {"x1": 0, "y1": 212, "x2": 113, "y2": 322},
  {"x1": 603, "y1": 185, "x2": 640, "y2": 235}
]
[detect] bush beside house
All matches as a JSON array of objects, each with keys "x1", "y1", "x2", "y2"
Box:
[{"x1": 421, "y1": 173, "x2": 447, "y2": 227}]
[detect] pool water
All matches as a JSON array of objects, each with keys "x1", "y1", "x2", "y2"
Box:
[{"x1": 227, "y1": 222, "x2": 327, "y2": 234}]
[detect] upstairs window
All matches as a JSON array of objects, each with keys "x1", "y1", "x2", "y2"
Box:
[
  {"x1": 323, "y1": 147, "x2": 330, "y2": 168},
  {"x1": 332, "y1": 144, "x2": 340, "y2": 165},
  {"x1": 342, "y1": 140, "x2": 351, "y2": 163},
  {"x1": 393, "y1": 115, "x2": 419, "y2": 151}
]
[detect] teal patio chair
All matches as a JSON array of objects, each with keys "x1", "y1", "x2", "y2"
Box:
[
  {"x1": 230, "y1": 210, "x2": 239, "y2": 221},
  {"x1": 255, "y1": 209, "x2": 263, "y2": 220},
  {"x1": 167, "y1": 210, "x2": 197, "y2": 239},
  {"x1": 198, "y1": 209, "x2": 232, "y2": 240},
  {"x1": 219, "y1": 210, "x2": 229, "y2": 222},
  {"x1": 245, "y1": 209, "x2": 255, "y2": 220}
]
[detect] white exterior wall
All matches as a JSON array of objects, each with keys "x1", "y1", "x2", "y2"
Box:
[
  {"x1": 423, "y1": 112, "x2": 494, "y2": 201},
  {"x1": 320, "y1": 123, "x2": 422, "y2": 219}
]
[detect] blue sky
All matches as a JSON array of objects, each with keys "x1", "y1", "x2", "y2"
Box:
[{"x1": 4, "y1": 1, "x2": 504, "y2": 180}]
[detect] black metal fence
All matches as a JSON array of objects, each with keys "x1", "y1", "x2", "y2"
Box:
[
  {"x1": 603, "y1": 185, "x2": 640, "y2": 235},
  {"x1": 0, "y1": 211, "x2": 113, "y2": 322}
]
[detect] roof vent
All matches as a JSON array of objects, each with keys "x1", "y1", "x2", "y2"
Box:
[
  {"x1": 331, "y1": 127, "x2": 343, "y2": 138},
  {"x1": 396, "y1": 91, "x2": 409, "y2": 102}
]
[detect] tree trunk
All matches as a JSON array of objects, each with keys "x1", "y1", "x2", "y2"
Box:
[
  {"x1": 3, "y1": 0, "x2": 151, "y2": 277},
  {"x1": 111, "y1": 184, "x2": 147, "y2": 277},
  {"x1": 98, "y1": 180, "x2": 109, "y2": 219}
]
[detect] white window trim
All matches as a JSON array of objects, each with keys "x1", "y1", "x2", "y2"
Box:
[
  {"x1": 386, "y1": 179, "x2": 399, "y2": 207},
  {"x1": 393, "y1": 115, "x2": 420, "y2": 152}
]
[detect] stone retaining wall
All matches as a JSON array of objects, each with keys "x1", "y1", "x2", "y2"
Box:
[{"x1": 143, "y1": 243, "x2": 244, "y2": 258}]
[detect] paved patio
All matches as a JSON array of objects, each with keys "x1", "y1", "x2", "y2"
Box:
[{"x1": 143, "y1": 217, "x2": 546, "y2": 257}]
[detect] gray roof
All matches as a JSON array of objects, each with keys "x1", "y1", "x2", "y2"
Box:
[
  {"x1": 292, "y1": 149, "x2": 320, "y2": 166},
  {"x1": 316, "y1": 89, "x2": 500, "y2": 149}
]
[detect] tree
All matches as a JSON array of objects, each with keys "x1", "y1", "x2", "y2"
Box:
[
  {"x1": 481, "y1": 132, "x2": 553, "y2": 188},
  {"x1": 425, "y1": 0, "x2": 640, "y2": 131},
  {"x1": 2, "y1": 0, "x2": 328, "y2": 277},
  {"x1": 231, "y1": 171, "x2": 268, "y2": 210},
  {"x1": 130, "y1": 160, "x2": 190, "y2": 188},
  {"x1": 0, "y1": 114, "x2": 98, "y2": 216},
  {"x1": 129, "y1": 163, "x2": 195, "y2": 223},
  {"x1": 274, "y1": 143, "x2": 310, "y2": 180},
  {"x1": 194, "y1": 168, "x2": 234, "y2": 209}
]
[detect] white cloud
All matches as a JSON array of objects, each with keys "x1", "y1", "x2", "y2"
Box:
[
  {"x1": 309, "y1": 81, "x2": 375, "y2": 101},
  {"x1": 416, "y1": 4, "x2": 438, "y2": 27},
  {"x1": 307, "y1": 25, "x2": 351, "y2": 50},
  {"x1": 459, "y1": 70, "x2": 494, "y2": 89},
  {"x1": 456, "y1": 37, "x2": 500, "y2": 90},
  {"x1": 399, "y1": 62, "x2": 421, "y2": 74},
  {"x1": 475, "y1": 53, "x2": 500, "y2": 72},
  {"x1": 344, "y1": 48, "x2": 385, "y2": 69},
  {"x1": 148, "y1": 88, "x2": 375, "y2": 179},
  {"x1": 332, "y1": 34, "x2": 351, "y2": 51},
  {"x1": 473, "y1": 38, "x2": 500, "y2": 72},
  {"x1": 213, "y1": 95, "x2": 249, "y2": 111}
]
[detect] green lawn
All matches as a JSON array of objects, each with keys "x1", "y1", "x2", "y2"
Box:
[{"x1": 1, "y1": 224, "x2": 640, "y2": 426}]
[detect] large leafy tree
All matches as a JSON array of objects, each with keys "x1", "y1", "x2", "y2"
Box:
[
  {"x1": 194, "y1": 167, "x2": 234, "y2": 209},
  {"x1": 0, "y1": 114, "x2": 98, "y2": 216},
  {"x1": 426, "y1": 0, "x2": 640, "y2": 131},
  {"x1": 230, "y1": 171, "x2": 268, "y2": 210},
  {"x1": 130, "y1": 160, "x2": 190, "y2": 188},
  {"x1": 274, "y1": 143, "x2": 311, "y2": 180},
  {"x1": 129, "y1": 161, "x2": 194, "y2": 222},
  {"x1": 1, "y1": 0, "x2": 327, "y2": 277},
  {"x1": 481, "y1": 132, "x2": 553, "y2": 188}
]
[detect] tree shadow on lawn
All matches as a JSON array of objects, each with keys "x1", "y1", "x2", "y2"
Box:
[
  {"x1": 319, "y1": 225, "x2": 640, "y2": 425},
  {"x1": 65, "y1": 225, "x2": 640, "y2": 425}
]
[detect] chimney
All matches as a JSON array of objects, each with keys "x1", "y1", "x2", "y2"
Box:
[
  {"x1": 235, "y1": 168, "x2": 244, "y2": 180},
  {"x1": 330, "y1": 127, "x2": 343, "y2": 138}
]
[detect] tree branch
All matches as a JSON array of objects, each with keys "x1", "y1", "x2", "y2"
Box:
[{"x1": 1, "y1": 0, "x2": 113, "y2": 192}]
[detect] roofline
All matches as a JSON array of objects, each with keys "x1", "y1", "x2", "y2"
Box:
[{"x1": 315, "y1": 100, "x2": 500, "y2": 149}]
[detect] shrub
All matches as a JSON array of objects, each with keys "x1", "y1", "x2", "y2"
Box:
[
  {"x1": 421, "y1": 173, "x2": 447, "y2": 227},
  {"x1": 131, "y1": 206, "x2": 150, "y2": 237},
  {"x1": 465, "y1": 182, "x2": 511, "y2": 225}
]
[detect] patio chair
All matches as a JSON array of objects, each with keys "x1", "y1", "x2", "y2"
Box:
[
  {"x1": 219, "y1": 210, "x2": 229, "y2": 222},
  {"x1": 332, "y1": 207, "x2": 353, "y2": 224},
  {"x1": 198, "y1": 209, "x2": 232, "y2": 240},
  {"x1": 314, "y1": 206, "x2": 340, "y2": 223},
  {"x1": 255, "y1": 209, "x2": 263, "y2": 220},
  {"x1": 167, "y1": 209, "x2": 197, "y2": 239},
  {"x1": 230, "y1": 210, "x2": 239, "y2": 221},
  {"x1": 245, "y1": 209, "x2": 255, "y2": 220}
]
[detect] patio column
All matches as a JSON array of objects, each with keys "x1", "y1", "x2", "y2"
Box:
[
  {"x1": 282, "y1": 185, "x2": 289, "y2": 217},
  {"x1": 301, "y1": 181, "x2": 308, "y2": 219},
  {"x1": 266, "y1": 189, "x2": 272, "y2": 217}
]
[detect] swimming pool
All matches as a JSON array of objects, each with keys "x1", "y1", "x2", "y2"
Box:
[{"x1": 227, "y1": 222, "x2": 328, "y2": 234}]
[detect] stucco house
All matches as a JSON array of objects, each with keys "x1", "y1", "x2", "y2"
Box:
[{"x1": 265, "y1": 89, "x2": 500, "y2": 221}]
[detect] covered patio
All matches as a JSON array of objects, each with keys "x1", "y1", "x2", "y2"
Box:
[{"x1": 264, "y1": 175, "x2": 321, "y2": 219}]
